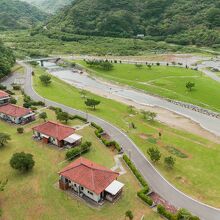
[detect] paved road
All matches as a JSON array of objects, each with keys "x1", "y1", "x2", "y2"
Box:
[
  {"x1": 46, "y1": 63, "x2": 220, "y2": 137},
  {"x1": 5, "y1": 62, "x2": 220, "y2": 220}
]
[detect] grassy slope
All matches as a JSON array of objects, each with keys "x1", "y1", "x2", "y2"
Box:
[
  {"x1": 33, "y1": 66, "x2": 220, "y2": 207},
  {"x1": 0, "y1": 106, "x2": 160, "y2": 220},
  {"x1": 77, "y1": 61, "x2": 220, "y2": 112}
]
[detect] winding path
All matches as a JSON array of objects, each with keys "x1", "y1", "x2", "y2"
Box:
[{"x1": 5, "y1": 62, "x2": 220, "y2": 220}]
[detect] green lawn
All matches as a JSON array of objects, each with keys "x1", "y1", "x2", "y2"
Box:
[
  {"x1": 76, "y1": 61, "x2": 220, "y2": 112},
  {"x1": 0, "y1": 108, "x2": 160, "y2": 220},
  {"x1": 33, "y1": 66, "x2": 220, "y2": 207}
]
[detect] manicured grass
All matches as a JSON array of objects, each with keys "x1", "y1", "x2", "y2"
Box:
[
  {"x1": 77, "y1": 61, "x2": 220, "y2": 112},
  {"x1": 0, "y1": 107, "x2": 160, "y2": 220},
  {"x1": 33, "y1": 66, "x2": 220, "y2": 207}
]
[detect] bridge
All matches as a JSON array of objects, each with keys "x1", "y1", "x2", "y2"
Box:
[{"x1": 24, "y1": 57, "x2": 61, "y2": 67}]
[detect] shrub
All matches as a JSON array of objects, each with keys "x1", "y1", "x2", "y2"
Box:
[
  {"x1": 17, "y1": 127, "x2": 24, "y2": 134},
  {"x1": 12, "y1": 85, "x2": 21, "y2": 90},
  {"x1": 31, "y1": 106, "x2": 37, "y2": 111},
  {"x1": 10, "y1": 152, "x2": 35, "y2": 172},
  {"x1": 157, "y1": 204, "x2": 176, "y2": 220},
  {"x1": 10, "y1": 98, "x2": 17, "y2": 104},
  {"x1": 66, "y1": 147, "x2": 81, "y2": 160},
  {"x1": 80, "y1": 141, "x2": 92, "y2": 152},
  {"x1": 91, "y1": 122, "x2": 104, "y2": 133},
  {"x1": 70, "y1": 115, "x2": 87, "y2": 122},
  {"x1": 23, "y1": 102, "x2": 32, "y2": 108},
  {"x1": 0, "y1": 84, "x2": 6, "y2": 90},
  {"x1": 137, "y1": 188, "x2": 153, "y2": 206}
]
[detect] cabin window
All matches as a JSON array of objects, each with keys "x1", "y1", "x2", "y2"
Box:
[
  {"x1": 81, "y1": 186, "x2": 84, "y2": 190},
  {"x1": 87, "y1": 191, "x2": 93, "y2": 195}
]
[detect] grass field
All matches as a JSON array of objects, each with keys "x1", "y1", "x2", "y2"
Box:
[
  {"x1": 33, "y1": 66, "x2": 220, "y2": 207},
  {"x1": 76, "y1": 61, "x2": 220, "y2": 112},
  {"x1": 0, "y1": 106, "x2": 161, "y2": 220}
]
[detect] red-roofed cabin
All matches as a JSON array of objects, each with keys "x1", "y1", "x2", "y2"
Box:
[
  {"x1": 59, "y1": 157, "x2": 124, "y2": 203},
  {"x1": 0, "y1": 103, "x2": 35, "y2": 124},
  {"x1": 0, "y1": 90, "x2": 10, "y2": 106},
  {"x1": 32, "y1": 121, "x2": 82, "y2": 148}
]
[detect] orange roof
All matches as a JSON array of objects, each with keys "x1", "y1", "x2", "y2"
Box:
[
  {"x1": 0, "y1": 90, "x2": 9, "y2": 98},
  {"x1": 32, "y1": 121, "x2": 75, "y2": 141},
  {"x1": 0, "y1": 104, "x2": 32, "y2": 117},
  {"x1": 59, "y1": 157, "x2": 119, "y2": 194}
]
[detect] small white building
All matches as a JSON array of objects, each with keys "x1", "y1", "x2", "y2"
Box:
[
  {"x1": 32, "y1": 121, "x2": 82, "y2": 147},
  {"x1": 0, "y1": 90, "x2": 10, "y2": 105},
  {"x1": 0, "y1": 103, "x2": 35, "y2": 124},
  {"x1": 59, "y1": 157, "x2": 124, "y2": 203}
]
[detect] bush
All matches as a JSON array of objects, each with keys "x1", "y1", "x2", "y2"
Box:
[
  {"x1": 17, "y1": 127, "x2": 24, "y2": 134},
  {"x1": 137, "y1": 188, "x2": 153, "y2": 206},
  {"x1": 66, "y1": 147, "x2": 81, "y2": 160},
  {"x1": 91, "y1": 122, "x2": 104, "y2": 132},
  {"x1": 10, "y1": 152, "x2": 35, "y2": 172},
  {"x1": 157, "y1": 204, "x2": 176, "y2": 220},
  {"x1": 23, "y1": 102, "x2": 32, "y2": 108},
  {"x1": 12, "y1": 85, "x2": 21, "y2": 90},
  {"x1": 66, "y1": 141, "x2": 92, "y2": 160},
  {"x1": 70, "y1": 115, "x2": 87, "y2": 122},
  {"x1": 10, "y1": 98, "x2": 17, "y2": 104},
  {"x1": 31, "y1": 106, "x2": 37, "y2": 111},
  {"x1": 0, "y1": 84, "x2": 6, "y2": 90}
]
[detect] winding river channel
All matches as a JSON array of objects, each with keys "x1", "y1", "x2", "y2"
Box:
[{"x1": 44, "y1": 61, "x2": 220, "y2": 137}]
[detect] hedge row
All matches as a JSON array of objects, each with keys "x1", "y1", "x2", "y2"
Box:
[
  {"x1": 137, "y1": 187, "x2": 153, "y2": 206},
  {"x1": 91, "y1": 122, "x2": 121, "y2": 152},
  {"x1": 157, "y1": 205, "x2": 200, "y2": 220},
  {"x1": 123, "y1": 155, "x2": 149, "y2": 188}
]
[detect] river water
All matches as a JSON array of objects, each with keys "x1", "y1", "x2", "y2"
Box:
[{"x1": 44, "y1": 62, "x2": 220, "y2": 137}]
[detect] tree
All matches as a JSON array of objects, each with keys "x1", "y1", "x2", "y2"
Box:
[
  {"x1": 127, "y1": 105, "x2": 135, "y2": 114},
  {"x1": 125, "y1": 210, "x2": 133, "y2": 220},
  {"x1": 135, "y1": 63, "x2": 143, "y2": 68},
  {"x1": 147, "y1": 64, "x2": 152, "y2": 69},
  {"x1": 0, "y1": 133, "x2": 11, "y2": 147},
  {"x1": 39, "y1": 112, "x2": 47, "y2": 121},
  {"x1": 57, "y1": 111, "x2": 69, "y2": 123},
  {"x1": 39, "y1": 74, "x2": 52, "y2": 86},
  {"x1": 100, "y1": 61, "x2": 113, "y2": 71},
  {"x1": 147, "y1": 147, "x2": 161, "y2": 163},
  {"x1": 10, "y1": 152, "x2": 35, "y2": 172},
  {"x1": 186, "y1": 81, "x2": 195, "y2": 91},
  {"x1": 141, "y1": 110, "x2": 157, "y2": 121},
  {"x1": 0, "y1": 179, "x2": 8, "y2": 192},
  {"x1": 79, "y1": 89, "x2": 87, "y2": 99},
  {"x1": 164, "y1": 156, "x2": 175, "y2": 169},
  {"x1": 85, "y1": 98, "x2": 100, "y2": 110}
]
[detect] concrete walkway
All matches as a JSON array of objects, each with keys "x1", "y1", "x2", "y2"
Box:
[{"x1": 111, "y1": 155, "x2": 126, "y2": 176}]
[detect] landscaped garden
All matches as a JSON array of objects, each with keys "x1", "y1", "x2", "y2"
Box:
[
  {"x1": 76, "y1": 61, "x2": 220, "y2": 112},
  {"x1": 0, "y1": 100, "x2": 161, "y2": 219},
  {"x1": 33, "y1": 66, "x2": 220, "y2": 208}
]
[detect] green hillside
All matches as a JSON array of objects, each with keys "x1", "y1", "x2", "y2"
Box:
[
  {"x1": 0, "y1": 41, "x2": 15, "y2": 79},
  {"x1": 0, "y1": 0, "x2": 47, "y2": 30},
  {"x1": 45, "y1": 0, "x2": 220, "y2": 47},
  {"x1": 22, "y1": 0, "x2": 73, "y2": 13}
]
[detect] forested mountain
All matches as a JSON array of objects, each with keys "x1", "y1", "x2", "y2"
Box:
[
  {"x1": 0, "y1": 41, "x2": 15, "y2": 79},
  {"x1": 0, "y1": 0, "x2": 47, "y2": 30},
  {"x1": 22, "y1": 0, "x2": 73, "y2": 13},
  {"x1": 44, "y1": 0, "x2": 220, "y2": 47}
]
